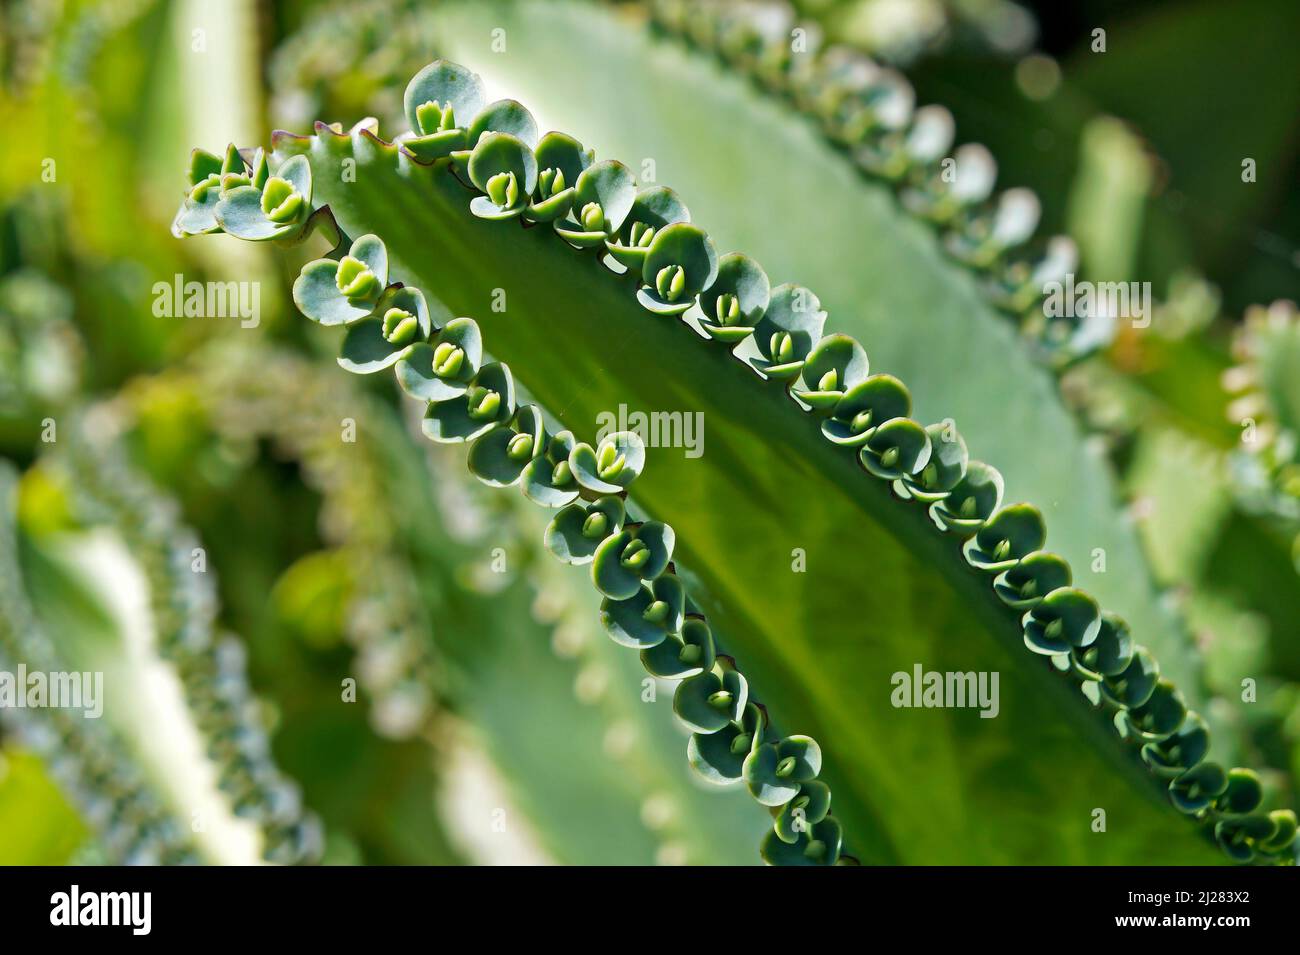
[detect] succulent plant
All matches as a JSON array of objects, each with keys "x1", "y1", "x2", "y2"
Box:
[{"x1": 164, "y1": 35, "x2": 1298, "y2": 865}]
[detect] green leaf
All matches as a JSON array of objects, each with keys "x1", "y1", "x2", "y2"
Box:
[
  {"x1": 964, "y1": 503, "x2": 1047, "y2": 572},
  {"x1": 522, "y1": 431, "x2": 581, "y2": 507},
  {"x1": 641, "y1": 616, "x2": 716, "y2": 679},
  {"x1": 389, "y1": 401, "x2": 772, "y2": 863},
  {"x1": 760, "y1": 815, "x2": 843, "y2": 866},
  {"x1": 698, "y1": 252, "x2": 769, "y2": 342},
  {"x1": 338, "y1": 287, "x2": 431, "y2": 374},
  {"x1": 421, "y1": 361, "x2": 515, "y2": 443},
  {"x1": 748, "y1": 283, "x2": 825, "y2": 377},
  {"x1": 569, "y1": 431, "x2": 646, "y2": 494},
  {"x1": 555, "y1": 159, "x2": 636, "y2": 247},
  {"x1": 395, "y1": 316, "x2": 483, "y2": 401},
  {"x1": 636, "y1": 222, "x2": 718, "y2": 315},
  {"x1": 591, "y1": 521, "x2": 675, "y2": 600},
  {"x1": 428, "y1": 0, "x2": 1197, "y2": 676},
  {"x1": 463, "y1": 98, "x2": 540, "y2": 154},
  {"x1": 823, "y1": 374, "x2": 911, "y2": 447},
  {"x1": 0, "y1": 751, "x2": 87, "y2": 864},
  {"x1": 404, "y1": 59, "x2": 485, "y2": 134},
  {"x1": 744, "y1": 735, "x2": 822, "y2": 807},
  {"x1": 600, "y1": 572, "x2": 685, "y2": 649},
  {"x1": 774, "y1": 780, "x2": 833, "y2": 844},
  {"x1": 215, "y1": 154, "x2": 312, "y2": 240},
  {"x1": 687, "y1": 702, "x2": 765, "y2": 785},
  {"x1": 794, "y1": 334, "x2": 870, "y2": 410},
  {"x1": 466, "y1": 405, "x2": 545, "y2": 487},
  {"x1": 993, "y1": 551, "x2": 1072, "y2": 610},
  {"x1": 188, "y1": 147, "x2": 224, "y2": 186},
  {"x1": 674, "y1": 659, "x2": 748, "y2": 734},
  {"x1": 859, "y1": 416, "x2": 932, "y2": 481},
  {"x1": 607, "y1": 186, "x2": 691, "y2": 271},
  {"x1": 527, "y1": 132, "x2": 593, "y2": 222},
  {"x1": 1022, "y1": 587, "x2": 1102, "y2": 656},
  {"x1": 467, "y1": 132, "x2": 537, "y2": 220},
  {"x1": 267, "y1": 112, "x2": 1221, "y2": 862},
  {"x1": 544, "y1": 496, "x2": 625, "y2": 565},
  {"x1": 293, "y1": 233, "x2": 388, "y2": 325}
]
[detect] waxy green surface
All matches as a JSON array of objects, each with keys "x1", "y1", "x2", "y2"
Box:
[{"x1": 273, "y1": 113, "x2": 1216, "y2": 860}]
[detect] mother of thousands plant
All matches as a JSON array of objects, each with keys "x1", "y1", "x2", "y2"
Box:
[{"x1": 164, "y1": 46, "x2": 1299, "y2": 866}]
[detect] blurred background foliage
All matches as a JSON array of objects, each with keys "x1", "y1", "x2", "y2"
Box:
[{"x1": 0, "y1": 0, "x2": 1296, "y2": 863}]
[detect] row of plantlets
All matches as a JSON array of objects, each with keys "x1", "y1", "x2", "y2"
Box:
[
  {"x1": 641, "y1": 0, "x2": 1300, "y2": 818},
  {"x1": 134, "y1": 345, "x2": 444, "y2": 741},
  {"x1": 266, "y1": 0, "x2": 1086, "y2": 365},
  {"x1": 49, "y1": 414, "x2": 323, "y2": 864},
  {"x1": 656, "y1": 0, "x2": 1295, "y2": 574},
  {"x1": 642, "y1": 0, "x2": 1097, "y2": 365},
  {"x1": 169, "y1": 59, "x2": 1296, "y2": 864},
  {"x1": 0, "y1": 464, "x2": 196, "y2": 864},
  {"x1": 417, "y1": 435, "x2": 771, "y2": 865},
  {"x1": 1224, "y1": 300, "x2": 1300, "y2": 574}
]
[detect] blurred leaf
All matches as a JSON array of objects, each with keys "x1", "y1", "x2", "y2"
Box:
[
  {"x1": 272, "y1": 550, "x2": 354, "y2": 649},
  {"x1": 1066, "y1": 116, "x2": 1152, "y2": 281},
  {"x1": 1125, "y1": 427, "x2": 1232, "y2": 585},
  {"x1": 0, "y1": 749, "x2": 87, "y2": 864},
  {"x1": 1065, "y1": 0, "x2": 1300, "y2": 302}
]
